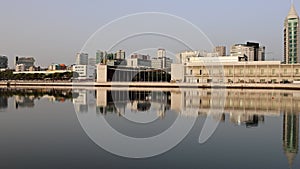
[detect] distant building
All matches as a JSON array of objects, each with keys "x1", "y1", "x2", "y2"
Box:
[
  {"x1": 151, "y1": 49, "x2": 172, "y2": 71},
  {"x1": 0, "y1": 55, "x2": 8, "y2": 69},
  {"x1": 115, "y1": 50, "x2": 125, "y2": 60},
  {"x1": 76, "y1": 53, "x2": 88, "y2": 65},
  {"x1": 284, "y1": 4, "x2": 300, "y2": 64},
  {"x1": 48, "y1": 64, "x2": 67, "y2": 71},
  {"x1": 127, "y1": 58, "x2": 151, "y2": 68},
  {"x1": 176, "y1": 50, "x2": 222, "y2": 63},
  {"x1": 106, "y1": 60, "x2": 126, "y2": 66},
  {"x1": 15, "y1": 64, "x2": 25, "y2": 72},
  {"x1": 130, "y1": 53, "x2": 150, "y2": 60},
  {"x1": 15, "y1": 56, "x2": 35, "y2": 70},
  {"x1": 88, "y1": 58, "x2": 96, "y2": 66},
  {"x1": 151, "y1": 57, "x2": 172, "y2": 70},
  {"x1": 230, "y1": 42, "x2": 265, "y2": 61},
  {"x1": 73, "y1": 65, "x2": 95, "y2": 80},
  {"x1": 214, "y1": 46, "x2": 226, "y2": 56},
  {"x1": 127, "y1": 53, "x2": 151, "y2": 68},
  {"x1": 96, "y1": 50, "x2": 106, "y2": 64},
  {"x1": 157, "y1": 48, "x2": 166, "y2": 58}
]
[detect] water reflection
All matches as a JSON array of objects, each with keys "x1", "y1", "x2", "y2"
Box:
[
  {"x1": 0, "y1": 88, "x2": 73, "y2": 110},
  {"x1": 0, "y1": 88, "x2": 299, "y2": 167},
  {"x1": 283, "y1": 111, "x2": 299, "y2": 167},
  {"x1": 72, "y1": 89, "x2": 300, "y2": 166}
]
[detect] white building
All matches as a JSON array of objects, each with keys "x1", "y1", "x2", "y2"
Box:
[
  {"x1": 15, "y1": 64, "x2": 25, "y2": 72},
  {"x1": 151, "y1": 57, "x2": 172, "y2": 70},
  {"x1": 76, "y1": 53, "x2": 89, "y2": 65},
  {"x1": 151, "y1": 49, "x2": 172, "y2": 70},
  {"x1": 157, "y1": 48, "x2": 166, "y2": 58},
  {"x1": 176, "y1": 51, "x2": 219, "y2": 63},
  {"x1": 127, "y1": 58, "x2": 151, "y2": 68},
  {"x1": 73, "y1": 65, "x2": 95, "y2": 80},
  {"x1": 127, "y1": 53, "x2": 151, "y2": 68}
]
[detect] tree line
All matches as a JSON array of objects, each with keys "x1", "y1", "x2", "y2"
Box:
[{"x1": 0, "y1": 70, "x2": 79, "y2": 81}]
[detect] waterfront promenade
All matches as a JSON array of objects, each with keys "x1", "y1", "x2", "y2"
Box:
[{"x1": 1, "y1": 81, "x2": 300, "y2": 90}]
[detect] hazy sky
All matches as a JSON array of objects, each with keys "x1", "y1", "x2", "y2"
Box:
[{"x1": 0, "y1": 0, "x2": 297, "y2": 67}]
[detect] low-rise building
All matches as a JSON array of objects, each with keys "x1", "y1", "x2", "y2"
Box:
[
  {"x1": 73, "y1": 65, "x2": 95, "y2": 80},
  {"x1": 171, "y1": 59, "x2": 300, "y2": 83},
  {"x1": 15, "y1": 56, "x2": 35, "y2": 70},
  {"x1": 15, "y1": 64, "x2": 25, "y2": 72},
  {"x1": 127, "y1": 53, "x2": 151, "y2": 68},
  {"x1": 48, "y1": 64, "x2": 67, "y2": 71}
]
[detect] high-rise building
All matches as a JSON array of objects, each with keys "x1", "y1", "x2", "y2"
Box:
[
  {"x1": 283, "y1": 112, "x2": 299, "y2": 168},
  {"x1": 76, "y1": 53, "x2": 88, "y2": 65},
  {"x1": 214, "y1": 46, "x2": 226, "y2": 56},
  {"x1": 230, "y1": 42, "x2": 265, "y2": 61},
  {"x1": 0, "y1": 55, "x2": 8, "y2": 69},
  {"x1": 284, "y1": 4, "x2": 300, "y2": 64}
]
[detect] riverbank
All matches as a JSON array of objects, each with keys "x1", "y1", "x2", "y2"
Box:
[{"x1": 1, "y1": 81, "x2": 300, "y2": 90}]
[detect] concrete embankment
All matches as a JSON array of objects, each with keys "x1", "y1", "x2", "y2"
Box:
[{"x1": 1, "y1": 81, "x2": 300, "y2": 90}]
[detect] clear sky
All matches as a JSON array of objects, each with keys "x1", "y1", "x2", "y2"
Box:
[{"x1": 0, "y1": 0, "x2": 297, "y2": 67}]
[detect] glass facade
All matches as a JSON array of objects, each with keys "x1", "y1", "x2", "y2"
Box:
[{"x1": 286, "y1": 18, "x2": 299, "y2": 64}]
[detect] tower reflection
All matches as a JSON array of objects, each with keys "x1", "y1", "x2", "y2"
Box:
[{"x1": 283, "y1": 111, "x2": 299, "y2": 168}]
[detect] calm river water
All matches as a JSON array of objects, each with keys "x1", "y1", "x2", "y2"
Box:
[{"x1": 0, "y1": 87, "x2": 299, "y2": 169}]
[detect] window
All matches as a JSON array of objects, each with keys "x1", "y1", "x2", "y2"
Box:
[
  {"x1": 199, "y1": 70, "x2": 202, "y2": 75},
  {"x1": 240, "y1": 69, "x2": 243, "y2": 75},
  {"x1": 272, "y1": 69, "x2": 275, "y2": 75},
  {"x1": 190, "y1": 70, "x2": 193, "y2": 75},
  {"x1": 250, "y1": 69, "x2": 254, "y2": 74},
  {"x1": 261, "y1": 69, "x2": 264, "y2": 74},
  {"x1": 296, "y1": 69, "x2": 299, "y2": 74}
]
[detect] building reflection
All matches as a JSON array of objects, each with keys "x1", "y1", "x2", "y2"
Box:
[
  {"x1": 0, "y1": 88, "x2": 299, "y2": 167},
  {"x1": 0, "y1": 96, "x2": 8, "y2": 112},
  {"x1": 283, "y1": 111, "x2": 299, "y2": 168},
  {"x1": 15, "y1": 95, "x2": 35, "y2": 109},
  {"x1": 0, "y1": 88, "x2": 73, "y2": 110},
  {"x1": 95, "y1": 90, "x2": 170, "y2": 118}
]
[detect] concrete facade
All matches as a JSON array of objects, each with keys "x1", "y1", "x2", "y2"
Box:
[
  {"x1": 73, "y1": 65, "x2": 94, "y2": 80},
  {"x1": 97, "y1": 65, "x2": 107, "y2": 82},
  {"x1": 176, "y1": 61, "x2": 300, "y2": 83},
  {"x1": 127, "y1": 58, "x2": 151, "y2": 68},
  {"x1": 214, "y1": 46, "x2": 226, "y2": 56}
]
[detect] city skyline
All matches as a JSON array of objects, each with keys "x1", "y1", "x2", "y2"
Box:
[{"x1": 0, "y1": 0, "x2": 298, "y2": 67}]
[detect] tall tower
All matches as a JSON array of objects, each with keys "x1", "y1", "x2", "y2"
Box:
[{"x1": 284, "y1": 3, "x2": 300, "y2": 64}]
